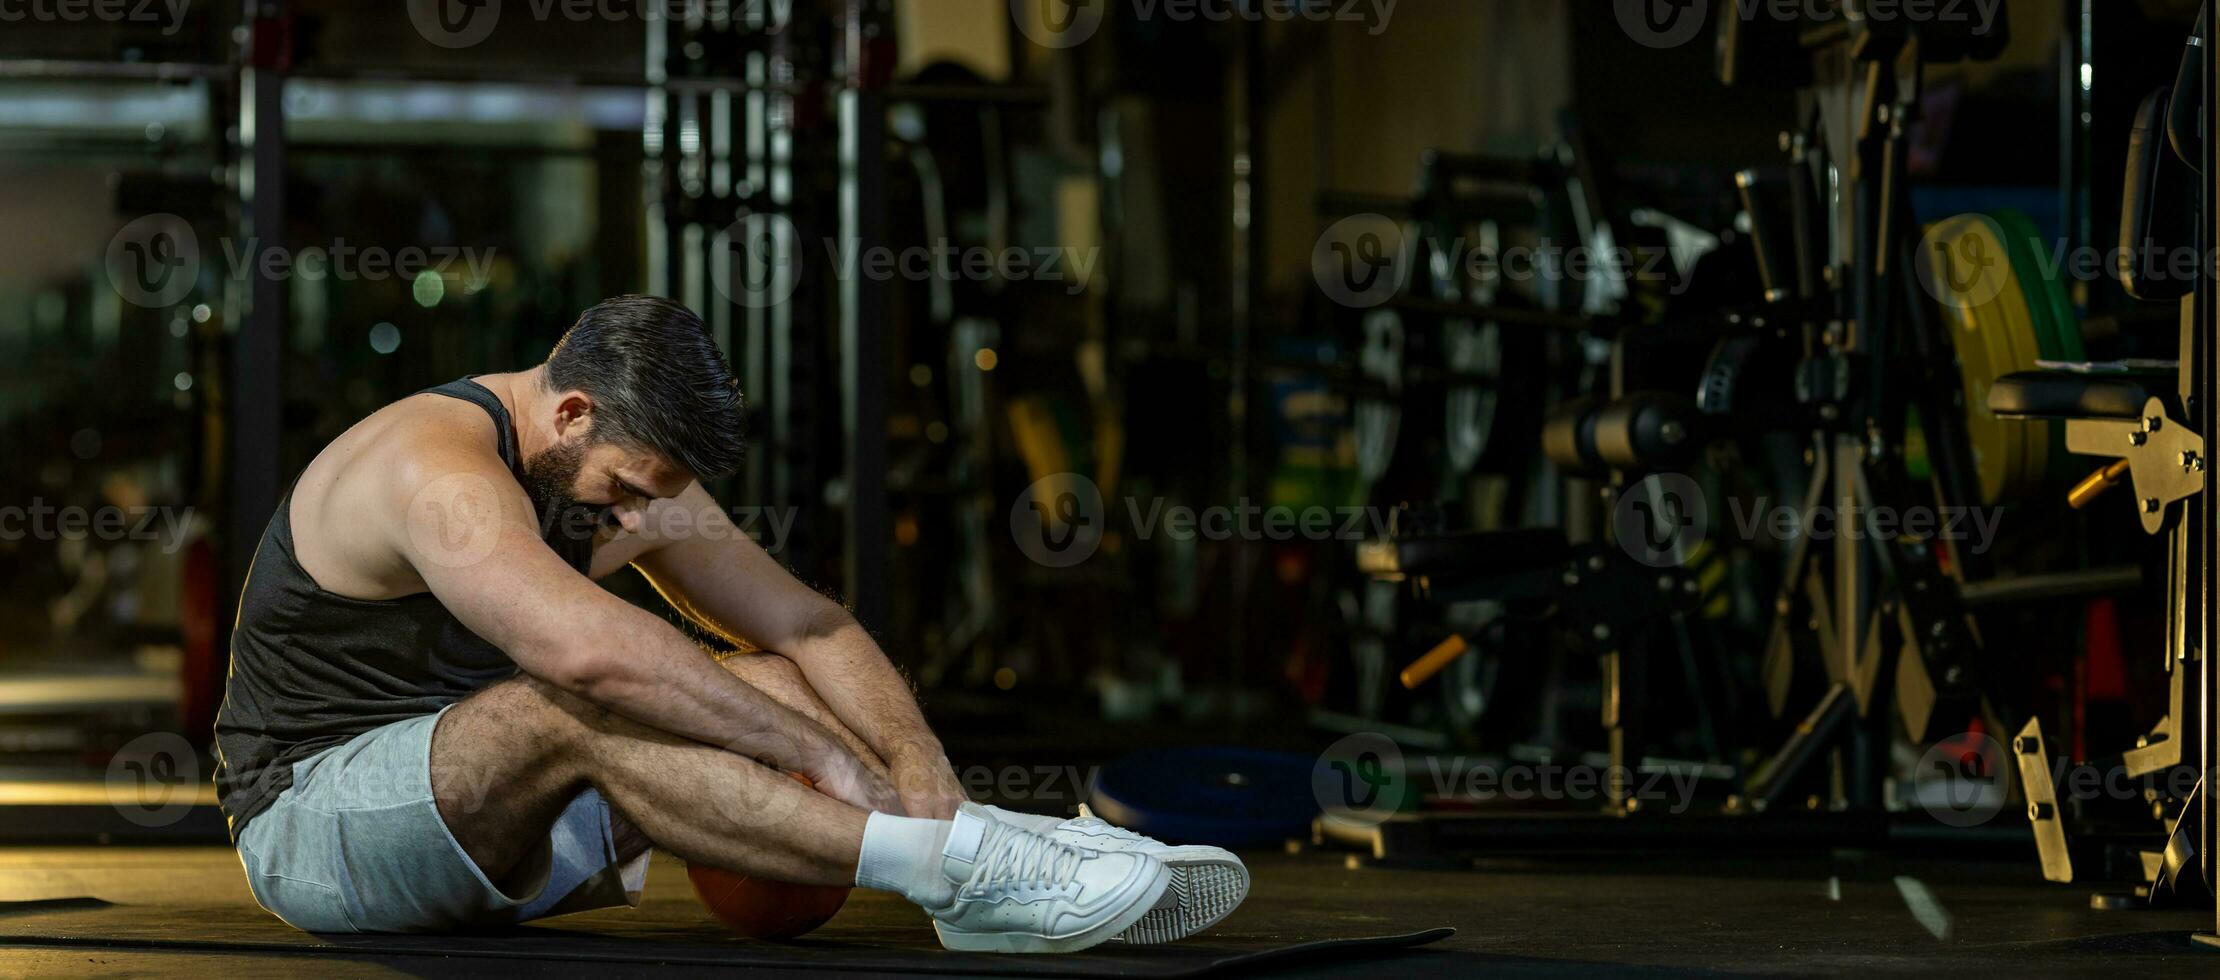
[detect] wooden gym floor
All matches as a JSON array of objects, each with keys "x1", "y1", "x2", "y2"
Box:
[{"x1": 1, "y1": 842, "x2": 2216, "y2": 977}]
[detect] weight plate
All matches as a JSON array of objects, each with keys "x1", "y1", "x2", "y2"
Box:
[
  {"x1": 1355, "y1": 309, "x2": 1405, "y2": 488},
  {"x1": 1088, "y1": 747, "x2": 1323, "y2": 847},
  {"x1": 1442, "y1": 317, "x2": 1501, "y2": 475},
  {"x1": 1903, "y1": 403, "x2": 1932, "y2": 483},
  {"x1": 1973, "y1": 220, "x2": 2048, "y2": 495},
  {"x1": 1989, "y1": 209, "x2": 2077, "y2": 480},
  {"x1": 1980, "y1": 221, "x2": 2042, "y2": 495},
  {"x1": 1433, "y1": 220, "x2": 1504, "y2": 477},
  {"x1": 1985, "y1": 212, "x2": 2059, "y2": 360},
  {"x1": 1990, "y1": 210, "x2": 2086, "y2": 361},
  {"x1": 1986, "y1": 211, "x2": 2061, "y2": 358},
  {"x1": 1922, "y1": 216, "x2": 2022, "y2": 505}
]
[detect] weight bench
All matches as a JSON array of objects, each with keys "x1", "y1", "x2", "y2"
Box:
[
  {"x1": 1980, "y1": 56, "x2": 2208, "y2": 536},
  {"x1": 1357, "y1": 506, "x2": 1706, "y2": 821},
  {"x1": 1985, "y1": 363, "x2": 2205, "y2": 898},
  {"x1": 1978, "y1": 22, "x2": 2217, "y2": 904},
  {"x1": 1989, "y1": 370, "x2": 2200, "y2": 534}
]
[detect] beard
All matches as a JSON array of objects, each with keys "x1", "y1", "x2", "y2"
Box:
[{"x1": 520, "y1": 438, "x2": 612, "y2": 572}]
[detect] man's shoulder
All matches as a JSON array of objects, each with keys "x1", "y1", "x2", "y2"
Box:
[
  {"x1": 288, "y1": 388, "x2": 523, "y2": 597},
  {"x1": 303, "y1": 390, "x2": 510, "y2": 517},
  {"x1": 376, "y1": 390, "x2": 504, "y2": 464}
]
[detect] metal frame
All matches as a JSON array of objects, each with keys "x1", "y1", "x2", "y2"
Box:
[
  {"x1": 643, "y1": 1, "x2": 892, "y2": 630},
  {"x1": 2199, "y1": 1, "x2": 2220, "y2": 948},
  {"x1": 229, "y1": 0, "x2": 285, "y2": 618},
  {"x1": 838, "y1": 12, "x2": 891, "y2": 631}
]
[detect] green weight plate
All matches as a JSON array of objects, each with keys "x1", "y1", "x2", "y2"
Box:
[
  {"x1": 1904, "y1": 403, "x2": 1932, "y2": 483},
  {"x1": 1988, "y1": 209, "x2": 2085, "y2": 361},
  {"x1": 1988, "y1": 209, "x2": 2082, "y2": 479}
]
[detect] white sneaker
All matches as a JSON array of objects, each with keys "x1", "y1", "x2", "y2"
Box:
[
  {"x1": 929, "y1": 802, "x2": 1170, "y2": 953},
  {"x1": 1042, "y1": 804, "x2": 1251, "y2": 944}
]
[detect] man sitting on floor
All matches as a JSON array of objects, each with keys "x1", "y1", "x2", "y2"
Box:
[{"x1": 212, "y1": 295, "x2": 1246, "y2": 952}]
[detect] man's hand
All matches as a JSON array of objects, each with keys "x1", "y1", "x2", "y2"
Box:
[
  {"x1": 629, "y1": 486, "x2": 966, "y2": 819},
  {"x1": 803, "y1": 737, "x2": 906, "y2": 816},
  {"x1": 887, "y1": 740, "x2": 967, "y2": 821}
]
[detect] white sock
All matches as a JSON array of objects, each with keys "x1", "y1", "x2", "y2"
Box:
[
  {"x1": 854, "y1": 812, "x2": 957, "y2": 909},
  {"x1": 983, "y1": 805, "x2": 1063, "y2": 834}
]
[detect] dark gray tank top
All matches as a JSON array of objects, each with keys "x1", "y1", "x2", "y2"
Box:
[{"x1": 213, "y1": 378, "x2": 591, "y2": 840}]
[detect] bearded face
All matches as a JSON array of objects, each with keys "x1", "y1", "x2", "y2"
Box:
[{"x1": 520, "y1": 437, "x2": 614, "y2": 570}]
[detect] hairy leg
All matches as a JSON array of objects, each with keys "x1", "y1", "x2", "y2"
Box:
[
  {"x1": 593, "y1": 652, "x2": 879, "y2": 867},
  {"x1": 712, "y1": 650, "x2": 890, "y2": 782},
  {"x1": 430, "y1": 674, "x2": 868, "y2": 892}
]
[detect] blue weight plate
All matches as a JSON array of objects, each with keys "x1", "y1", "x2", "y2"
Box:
[{"x1": 1087, "y1": 747, "x2": 1321, "y2": 848}]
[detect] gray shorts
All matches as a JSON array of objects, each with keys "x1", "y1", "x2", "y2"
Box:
[{"x1": 235, "y1": 704, "x2": 650, "y2": 933}]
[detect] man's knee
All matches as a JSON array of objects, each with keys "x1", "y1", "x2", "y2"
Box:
[{"x1": 717, "y1": 650, "x2": 807, "y2": 692}]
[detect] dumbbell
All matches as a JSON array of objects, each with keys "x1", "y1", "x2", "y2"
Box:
[{"x1": 1541, "y1": 392, "x2": 1704, "y2": 478}]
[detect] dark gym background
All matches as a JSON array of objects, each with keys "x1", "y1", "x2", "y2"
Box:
[{"x1": 7, "y1": 0, "x2": 2220, "y2": 975}]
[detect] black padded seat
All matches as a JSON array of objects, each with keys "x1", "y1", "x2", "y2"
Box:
[{"x1": 1988, "y1": 372, "x2": 2170, "y2": 420}]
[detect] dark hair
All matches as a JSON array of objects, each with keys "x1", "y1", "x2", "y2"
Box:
[{"x1": 543, "y1": 295, "x2": 746, "y2": 481}]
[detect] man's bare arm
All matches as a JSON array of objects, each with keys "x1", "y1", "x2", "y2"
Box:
[
  {"x1": 390, "y1": 448, "x2": 900, "y2": 814},
  {"x1": 631, "y1": 484, "x2": 963, "y2": 818}
]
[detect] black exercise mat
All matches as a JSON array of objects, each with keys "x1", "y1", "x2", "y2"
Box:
[{"x1": 0, "y1": 896, "x2": 1453, "y2": 977}]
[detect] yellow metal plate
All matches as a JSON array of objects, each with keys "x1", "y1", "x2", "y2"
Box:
[{"x1": 1922, "y1": 215, "x2": 2028, "y2": 505}]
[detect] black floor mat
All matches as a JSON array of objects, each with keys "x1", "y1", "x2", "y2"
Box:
[{"x1": 0, "y1": 897, "x2": 1453, "y2": 977}]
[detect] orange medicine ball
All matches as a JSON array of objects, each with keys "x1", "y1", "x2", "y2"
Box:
[{"x1": 686, "y1": 773, "x2": 852, "y2": 939}]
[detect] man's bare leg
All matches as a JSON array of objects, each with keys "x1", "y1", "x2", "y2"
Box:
[
  {"x1": 430, "y1": 673, "x2": 868, "y2": 891},
  {"x1": 712, "y1": 650, "x2": 890, "y2": 783},
  {"x1": 584, "y1": 651, "x2": 891, "y2": 865},
  {"x1": 429, "y1": 658, "x2": 1176, "y2": 953},
  {"x1": 587, "y1": 651, "x2": 882, "y2": 864}
]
